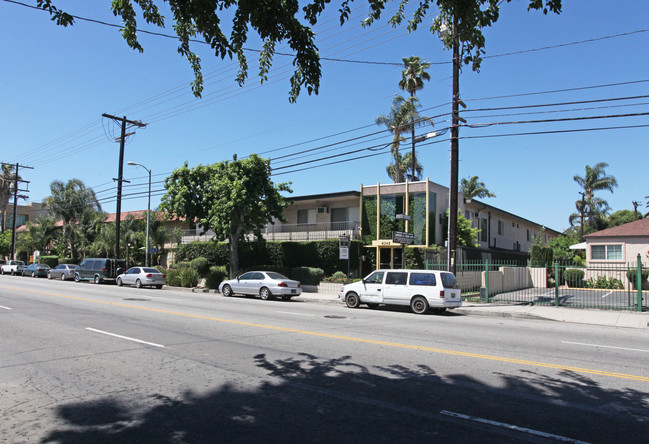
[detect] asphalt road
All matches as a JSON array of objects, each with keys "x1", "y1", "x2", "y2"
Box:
[{"x1": 1, "y1": 275, "x2": 648, "y2": 443}]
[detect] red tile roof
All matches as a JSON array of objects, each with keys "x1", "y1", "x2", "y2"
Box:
[{"x1": 584, "y1": 217, "x2": 649, "y2": 238}]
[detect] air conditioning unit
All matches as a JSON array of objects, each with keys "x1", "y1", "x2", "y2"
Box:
[{"x1": 317, "y1": 206, "x2": 329, "y2": 214}]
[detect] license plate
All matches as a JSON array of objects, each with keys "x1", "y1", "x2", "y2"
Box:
[{"x1": 291, "y1": 289, "x2": 296, "y2": 294}]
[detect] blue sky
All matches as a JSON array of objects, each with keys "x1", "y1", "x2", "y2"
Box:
[{"x1": 1, "y1": 0, "x2": 648, "y2": 233}]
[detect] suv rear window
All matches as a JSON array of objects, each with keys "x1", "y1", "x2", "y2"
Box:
[{"x1": 440, "y1": 273, "x2": 459, "y2": 289}]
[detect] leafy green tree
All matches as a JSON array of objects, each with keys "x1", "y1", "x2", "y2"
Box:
[
  {"x1": 16, "y1": 217, "x2": 60, "y2": 255},
  {"x1": 38, "y1": 1, "x2": 561, "y2": 101},
  {"x1": 43, "y1": 179, "x2": 102, "y2": 261},
  {"x1": 607, "y1": 209, "x2": 640, "y2": 228},
  {"x1": 441, "y1": 209, "x2": 478, "y2": 248},
  {"x1": 460, "y1": 175, "x2": 496, "y2": 199},
  {"x1": 571, "y1": 162, "x2": 618, "y2": 240},
  {"x1": 547, "y1": 232, "x2": 581, "y2": 263},
  {"x1": 0, "y1": 164, "x2": 28, "y2": 232},
  {"x1": 0, "y1": 229, "x2": 11, "y2": 257},
  {"x1": 161, "y1": 155, "x2": 291, "y2": 277}
]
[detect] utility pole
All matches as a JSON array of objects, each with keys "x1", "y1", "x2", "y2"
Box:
[
  {"x1": 1, "y1": 163, "x2": 33, "y2": 260},
  {"x1": 448, "y1": 14, "x2": 460, "y2": 275},
  {"x1": 101, "y1": 114, "x2": 147, "y2": 259}
]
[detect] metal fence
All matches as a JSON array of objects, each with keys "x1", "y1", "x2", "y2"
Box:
[{"x1": 426, "y1": 256, "x2": 647, "y2": 312}]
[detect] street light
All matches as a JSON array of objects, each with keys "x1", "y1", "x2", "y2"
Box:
[{"x1": 127, "y1": 161, "x2": 151, "y2": 267}]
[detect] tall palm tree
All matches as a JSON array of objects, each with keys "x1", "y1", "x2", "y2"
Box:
[
  {"x1": 460, "y1": 176, "x2": 496, "y2": 200},
  {"x1": 376, "y1": 95, "x2": 427, "y2": 182},
  {"x1": 573, "y1": 162, "x2": 618, "y2": 240},
  {"x1": 398, "y1": 56, "x2": 431, "y2": 181}
]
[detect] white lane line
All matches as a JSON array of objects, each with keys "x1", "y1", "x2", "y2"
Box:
[
  {"x1": 0, "y1": 305, "x2": 12, "y2": 310},
  {"x1": 276, "y1": 311, "x2": 315, "y2": 317},
  {"x1": 562, "y1": 341, "x2": 649, "y2": 353},
  {"x1": 440, "y1": 410, "x2": 589, "y2": 443},
  {"x1": 601, "y1": 291, "x2": 613, "y2": 298},
  {"x1": 148, "y1": 296, "x2": 183, "y2": 302},
  {"x1": 86, "y1": 327, "x2": 165, "y2": 348}
]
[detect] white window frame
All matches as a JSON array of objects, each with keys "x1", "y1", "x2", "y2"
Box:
[{"x1": 590, "y1": 244, "x2": 623, "y2": 261}]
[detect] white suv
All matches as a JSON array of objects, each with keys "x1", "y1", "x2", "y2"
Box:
[{"x1": 338, "y1": 269, "x2": 462, "y2": 314}]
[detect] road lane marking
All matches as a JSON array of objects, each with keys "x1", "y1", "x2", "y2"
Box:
[
  {"x1": 562, "y1": 341, "x2": 649, "y2": 353},
  {"x1": 440, "y1": 411, "x2": 589, "y2": 443},
  {"x1": 6, "y1": 285, "x2": 649, "y2": 383},
  {"x1": 276, "y1": 311, "x2": 315, "y2": 317},
  {"x1": 86, "y1": 327, "x2": 165, "y2": 348},
  {"x1": 601, "y1": 291, "x2": 613, "y2": 299},
  {"x1": 0, "y1": 305, "x2": 12, "y2": 310}
]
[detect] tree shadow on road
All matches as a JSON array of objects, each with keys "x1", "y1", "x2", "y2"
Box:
[{"x1": 41, "y1": 352, "x2": 649, "y2": 443}]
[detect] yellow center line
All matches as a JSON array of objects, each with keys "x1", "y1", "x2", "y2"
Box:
[{"x1": 6, "y1": 286, "x2": 649, "y2": 383}]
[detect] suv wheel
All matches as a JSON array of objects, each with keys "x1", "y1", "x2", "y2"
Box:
[
  {"x1": 94, "y1": 275, "x2": 101, "y2": 284},
  {"x1": 74, "y1": 273, "x2": 80, "y2": 282}
]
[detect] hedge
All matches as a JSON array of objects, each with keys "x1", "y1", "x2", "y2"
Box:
[
  {"x1": 563, "y1": 268, "x2": 585, "y2": 288},
  {"x1": 38, "y1": 255, "x2": 60, "y2": 268},
  {"x1": 290, "y1": 267, "x2": 325, "y2": 285}
]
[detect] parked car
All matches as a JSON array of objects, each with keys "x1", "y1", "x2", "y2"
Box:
[
  {"x1": 338, "y1": 269, "x2": 462, "y2": 314},
  {"x1": 74, "y1": 258, "x2": 126, "y2": 284},
  {"x1": 47, "y1": 264, "x2": 78, "y2": 280},
  {"x1": 1, "y1": 260, "x2": 25, "y2": 275},
  {"x1": 116, "y1": 267, "x2": 166, "y2": 289},
  {"x1": 219, "y1": 271, "x2": 302, "y2": 301},
  {"x1": 21, "y1": 263, "x2": 51, "y2": 278}
]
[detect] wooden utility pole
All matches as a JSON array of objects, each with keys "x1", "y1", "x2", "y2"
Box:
[
  {"x1": 1, "y1": 163, "x2": 33, "y2": 260},
  {"x1": 101, "y1": 114, "x2": 146, "y2": 259},
  {"x1": 448, "y1": 14, "x2": 460, "y2": 275}
]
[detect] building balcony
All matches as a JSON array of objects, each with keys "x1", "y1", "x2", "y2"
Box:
[{"x1": 261, "y1": 220, "x2": 361, "y2": 242}]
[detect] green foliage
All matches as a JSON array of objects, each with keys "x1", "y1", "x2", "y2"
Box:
[
  {"x1": 547, "y1": 233, "x2": 581, "y2": 263},
  {"x1": 563, "y1": 268, "x2": 585, "y2": 288},
  {"x1": 290, "y1": 267, "x2": 325, "y2": 285},
  {"x1": 585, "y1": 276, "x2": 623, "y2": 289},
  {"x1": 626, "y1": 269, "x2": 649, "y2": 288},
  {"x1": 441, "y1": 210, "x2": 478, "y2": 247},
  {"x1": 607, "y1": 210, "x2": 640, "y2": 228},
  {"x1": 176, "y1": 241, "x2": 229, "y2": 265},
  {"x1": 38, "y1": 255, "x2": 59, "y2": 268},
  {"x1": 189, "y1": 257, "x2": 210, "y2": 277},
  {"x1": 460, "y1": 176, "x2": 495, "y2": 199},
  {"x1": 323, "y1": 271, "x2": 352, "y2": 284},
  {"x1": 0, "y1": 230, "x2": 12, "y2": 256},
  {"x1": 180, "y1": 268, "x2": 200, "y2": 288},
  {"x1": 205, "y1": 265, "x2": 228, "y2": 289},
  {"x1": 530, "y1": 245, "x2": 553, "y2": 267},
  {"x1": 165, "y1": 269, "x2": 181, "y2": 287},
  {"x1": 160, "y1": 155, "x2": 291, "y2": 277}
]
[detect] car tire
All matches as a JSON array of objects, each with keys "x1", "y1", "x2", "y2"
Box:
[
  {"x1": 135, "y1": 279, "x2": 142, "y2": 289},
  {"x1": 345, "y1": 292, "x2": 360, "y2": 308},
  {"x1": 222, "y1": 284, "x2": 233, "y2": 297},
  {"x1": 411, "y1": 296, "x2": 429, "y2": 314},
  {"x1": 260, "y1": 287, "x2": 273, "y2": 300},
  {"x1": 61, "y1": 273, "x2": 66, "y2": 281},
  {"x1": 432, "y1": 308, "x2": 447, "y2": 314},
  {"x1": 116, "y1": 278, "x2": 123, "y2": 287},
  {"x1": 74, "y1": 273, "x2": 80, "y2": 282},
  {"x1": 155, "y1": 285, "x2": 163, "y2": 289},
  {"x1": 47, "y1": 272, "x2": 52, "y2": 280},
  {"x1": 32, "y1": 272, "x2": 37, "y2": 278},
  {"x1": 281, "y1": 296, "x2": 292, "y2": 301},
  {"x1": 94, "y1": 275, "x2": 101, "y2": 284}
]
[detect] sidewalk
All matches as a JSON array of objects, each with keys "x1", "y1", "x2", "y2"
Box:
[{"x1": 293, "y1": 291, "x2": 649, "y2": 330}]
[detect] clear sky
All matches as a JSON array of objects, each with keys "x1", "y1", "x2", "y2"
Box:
[{"x1": 2, "y1": 0, "x2": 648, "y2": 233}]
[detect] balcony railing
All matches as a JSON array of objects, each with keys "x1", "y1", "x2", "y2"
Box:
[{"x1": 180, "y1": 221, "x2": 360, "y2": 244}]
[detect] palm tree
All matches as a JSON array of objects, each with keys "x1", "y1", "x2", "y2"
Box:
[
  {"x1": 460, "y1": 176, "x2": 496, "y2": 200},
  {"x1": 43, "y1": 179, "x2": 101, "y2": 260},
  {"x1": 398, "y1": 56, "x2": 431, "y2": 181},
  {"x1": 573, "y1": 162, "x2": 618, "y2": 240},
  {"x1": 376, "y1": 95, "x2": 427, "y2": 182}
]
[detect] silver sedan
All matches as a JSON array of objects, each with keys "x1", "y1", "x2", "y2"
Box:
[
  {"x1": 116, "y1": 267, "x2": 166, "y2": 289},
  {"x1": 47, "y1": 264, "x2": 78, "y2": 281},
  {"x1": 219, "y1": 271, "x2": 302, "y2": 301}
]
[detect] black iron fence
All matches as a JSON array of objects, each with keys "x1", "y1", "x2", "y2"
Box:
[{"x1": 426, "y1": 255, "x2": 648, "y2": 311}]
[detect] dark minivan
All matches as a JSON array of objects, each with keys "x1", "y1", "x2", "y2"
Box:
[{"x1": 74, "y1": 258, "x2": 126, "y2": 284}]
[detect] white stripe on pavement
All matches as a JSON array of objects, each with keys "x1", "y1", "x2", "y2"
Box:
[
  {"x1": 86, "y1": 327, "x2": 165, "y2": 348},
  {"x1": 0, "y1": 305, "x2": 12, "y2": 310},
  {"x1": 440, "y1": 410, "x2": 589, "y2": 443},
  {"x1": 562, "y1": 341, "x2": 649, "y2": 353}
]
